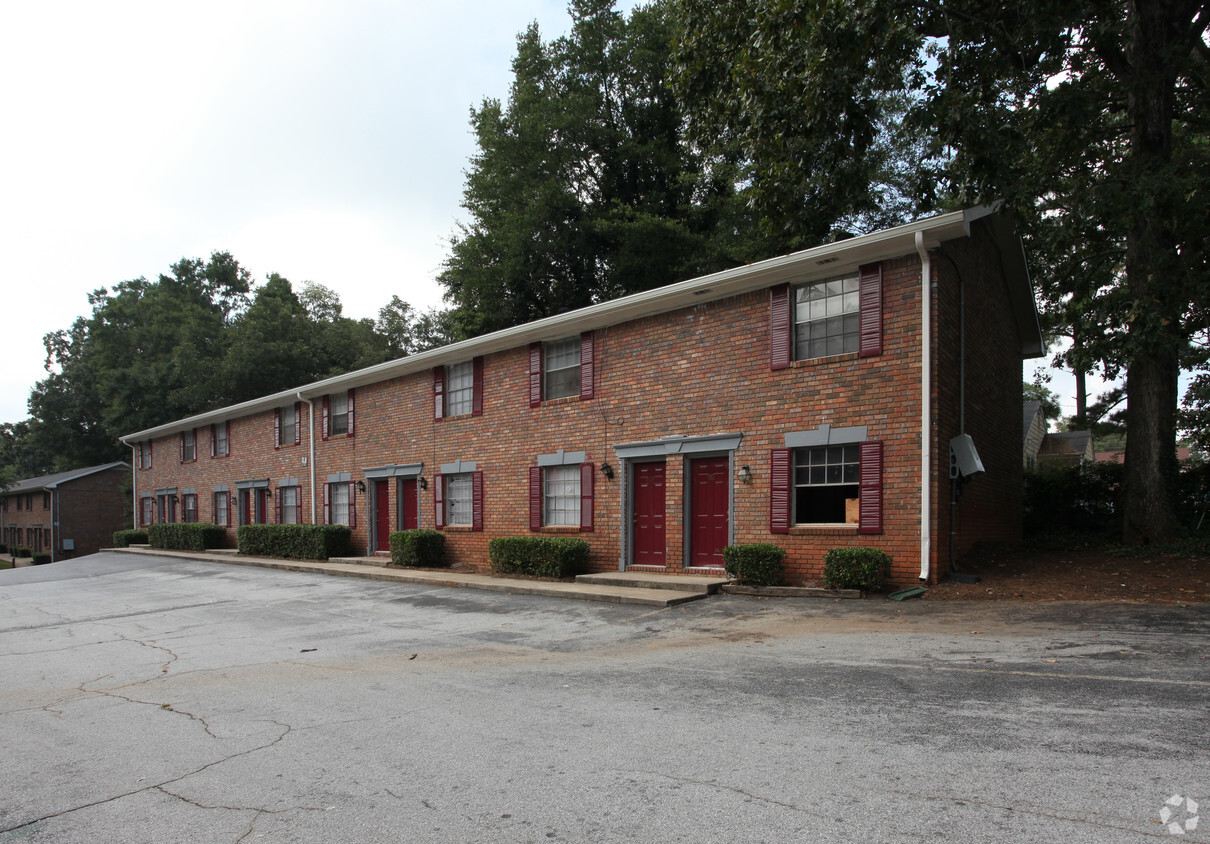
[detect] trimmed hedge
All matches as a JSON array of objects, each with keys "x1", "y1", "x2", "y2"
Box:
[
  {"x1": 113, "y1": 529, "x2": 149, "y2": 548},
  {"x1": 32, "y1": 553, "x2": 51, "y2": 565},
  {"x1": 488, "y1": 536, "x2": 590, "y2": 578},
  {"x1": 722, "y1": 544, "x2": 786, "y2": 587},
  {"x1": 389, "y1": 530, "x2": 447, "y2": 567},
  {"x1": 148, "y1": 523, "x2": 227, "y2": 551},
  {"x1": 15, "y1": 546, "x2": 30, "y2": 558},
  {"x1": 237, "y1": 524, "x2": 351, "y2": 560},
  {"x1": 822, "y1": 547, "x2": 892, "y2": 591}
]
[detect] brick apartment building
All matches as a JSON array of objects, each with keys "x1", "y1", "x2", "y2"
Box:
[
  {"x1": 120, "y1": 207, "x2": 1043, "y2": 586},
  {"x1": 0, "y1": 462, "x2": 130, "y2": 560}
]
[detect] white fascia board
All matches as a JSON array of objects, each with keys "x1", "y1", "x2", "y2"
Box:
[{"x1": 120, "y1": 209, "x2": 984, "y2": 442}]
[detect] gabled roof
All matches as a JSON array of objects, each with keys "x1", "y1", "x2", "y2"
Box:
[
  {"x1": 3, "y1": 462, "x2": 130, "y2": 494},
  {"x1": 1040, "y1": 431, "x2": 1094, "y2": 457},
  {"x1": 121, "y1": 206, "x2": 1043, "y2": 443},
  {"x1": 1023, "y1": 401, "x2": 1043, "y2": 438}
]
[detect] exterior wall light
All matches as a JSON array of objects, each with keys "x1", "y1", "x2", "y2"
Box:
[
  {"x1": 600, "y1": 462, "x2": 615, "y2": 480},
  {"x1": 418, "y1": 476, "x2": 429, "y2": 490},
  {"x1": 356, "y1": 480, "x2": 367, "y2": 493},
  {"x1": 738, "y1": 465, "x2": 753, "y2": 484},
  {"x1": 264, "y1": 486, "x2": 272, "y2": 498}
]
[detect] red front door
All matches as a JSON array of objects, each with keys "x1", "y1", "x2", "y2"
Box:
[
  {"x1": 631, "y1": 462, "x2": 666, "y2": 567},
  {"x1": 399, "y1": 478, "x2": 418, "y2": 530},
  {"x1": 689, "y1": 457, "x2": 729, "y2": 568},
  {"x1": 375, "y1": 480, "x2": 391, "y2": 552}
]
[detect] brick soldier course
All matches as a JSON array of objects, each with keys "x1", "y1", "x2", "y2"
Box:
[
  {"x1": 0, "y1": 462, "x2": 130, "y2": 560},
  {"x1": 120, "y1": 208, "x2": 1042, "y2": 587}
]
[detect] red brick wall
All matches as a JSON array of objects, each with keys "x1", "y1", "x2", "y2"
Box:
[
  {"x1": 132, "y1": 236, "x2": 1029, "y2": 587},
  {"x1": 0, "y1": 468, "x2": 128, "y2": 558}
]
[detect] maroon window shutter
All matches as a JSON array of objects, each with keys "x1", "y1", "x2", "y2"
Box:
[
  {"x1": 770, "y1": 448, "x2": 792, "y2": 534},
  {"x1": 294, "y1": 403, "x2": 302, "y2": 445},
  {"x1": 275, "y1": 490, "x2": 282, "y2": 524},
  {"x1": 210, "y1": 424, "x2": 216, "y2": 458},
  {"x1": 433, "y1": 366, "x2": 445, "y2": 421},
  {"x1": 274, "y1": 409, "x2": 282, "y2": 449},
  {"x1": 179, "y1": 433, "x2": 185, "y2": 463},
  {"x1": 321, "y1": 396, "x2": 330, "y2": 440},
  {"x1": 322, "y1": 483, "x2": 330, "y2": 525},
  {"x1": 472, "y1": 356, "x2": 484, "y2": 416},
  {"x1": 579, "y1": 332, "x2": 594, "y2": 400},
  {"x1": 529, "y1": 467, "x2": 542, "y2": 531},
  {"x1": 528, "y1": 342, "x2": 542, "y2": 407},
  {"x1": 471, "y1": 471, "x2": 484, "y2": 531},
  {"x1": 858, "y1": 262, "x2": 883, "y2": 358},
  {"x1": 347, "y1": 389, "x2": 356, "y2": 437},
  {"x1": 580, "y1": 462, "x2": 595, "y2": 532},
  {"x1": 770, "y1": 284, "x2": 792, "y2": 370},
  {"x1": 433, "y1": 474, "x2": 445, "y2": 529},
  {"x1": 149, "y1": 443, "x2": 152, "y2": 469},
  {"x1": 859, "y1": 441, "x2": 884, "y2": 534},
  {"x1": 297, "y1": 488, "x2": 304, "y2": 524},
  {"x1": 348, "y1": 481, "x2": 357, "y2": 527}
]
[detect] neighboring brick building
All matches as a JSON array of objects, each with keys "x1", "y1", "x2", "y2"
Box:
[
  {"x1": 0, "y1": 462, "x2": 130, "y2": 560},
  {"x1": 120, "y1": 208, "x2": 1043, "y2": 586}
]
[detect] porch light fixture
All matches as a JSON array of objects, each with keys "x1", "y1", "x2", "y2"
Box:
[
  {"x1": 600, "y1": 462, "x2": 615, "y2": 480},
  {"x1": 230, "y1": 495, "x2": 238, "y2": 508},
  {"x1": 264, "y1": 486, "x2": 272, "y2": 498},
  {"x1": 356, "y1": 480, "x2": 366, "y2": 493},
  {"x1": 738, "y1": 465, "x2": 753, "y2": 484},
  {"x1": 418, "y1": 476, "x2": 428, "y2": 490}
]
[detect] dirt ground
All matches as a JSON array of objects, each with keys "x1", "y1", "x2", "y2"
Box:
[{"x1": 924, "y1": 543, "x2": 1210, "y2": 603}]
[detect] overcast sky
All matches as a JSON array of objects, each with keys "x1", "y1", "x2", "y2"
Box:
[
  {"x1": 0, "y1": 0, "x2": 645, "y2": 427},
  {"x1": 1, "y1": 0, "x2": 1114, "y2": 432}
]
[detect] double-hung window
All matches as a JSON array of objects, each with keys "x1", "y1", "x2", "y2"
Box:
[
  {"x1": 278, "y1": 486, "x2": 301, "y2": 524},
  {"x1": 137, "y1": 441, "x2": 153, "y2": 469},
  {"x1": 140, "y1": 495, "x2": 154, "y2": 526},
  {"x1": 212, "y1": 422, "x2": 230, "y2": 457},
  {"x1": 323, "y1": 480, "x2": 356, "y2": 526},
  {"x1": 330, "y1": 483, "x2": 349, "y2": 525},
  {"x1": 770, "y1": 436, "x2": 883, "y2": 534},
  {"x1": 528, "y1": 456, "x2": 594, "y2": 532},
  {"x1": 770, "y1": 264, "x2": 882, "y2": 369},
  {"x1": 180, "y1": 430, "x2": 197, "y2": 463},
  {"x1": 433, "y1": 469, "x2": 484, "y2": 531},
  {"x1": 446, "y1": 362, "x2": 474, "y2": 417},
  {"x1": 323, "y1": 390, "x2": 355, "y2": 439},
  {"x1": 276, "y1": 404, "x2": 299, "y2": 448},
  {"x1": 214, "y1": 491, "x2": 230, "y2": 527},
  {"x1": 528, "y1": 333, "x2": 595, "y2": 405},
  {"x1": 543, "y1": 465, "x2": 580, "y2": 526},
  {"x1": 182, "y1": 494, "x2": 198, "y2": 523}
]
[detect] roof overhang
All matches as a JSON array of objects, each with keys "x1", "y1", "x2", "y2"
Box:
[{"x1": 121, "y1": 206, "x2": 1041, "y2": 442}]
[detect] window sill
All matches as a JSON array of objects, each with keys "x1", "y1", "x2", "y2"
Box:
[
  {"x1": 788, "y1": 524, "x2": 859, "y2": 536},
  {"x1": 537, "y1": 394, "x2": 582, "y2": 407},
  {"x1": 538, "y1": 525, "x2": 582, "y2": 533},
  {"x1": 442, "y1": 525, "x2": 477, "y2": 532},
  {"x1": 790, "y1": 351, "x2": 860, "y2": 369}
]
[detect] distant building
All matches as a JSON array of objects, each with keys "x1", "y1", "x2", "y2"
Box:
[
  {"x1": 1038, "y1": 431, "x2": 1096, "y2": 466},
  {"x1": 1022, "y1": 401, "x2": 1047, "y2": 470},
  {"x1": 0, "y1": 462, "x2": 130, "y2": 560}
]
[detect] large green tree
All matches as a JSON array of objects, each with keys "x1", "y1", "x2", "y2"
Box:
[
  {"x1": 440, "y1": 0, "x2": 771, "y2": 336},
  {"x1": 672, "y1": 0, "x2": 1210, "y2": 543}
]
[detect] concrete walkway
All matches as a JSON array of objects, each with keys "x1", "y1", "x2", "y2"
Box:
[{"x1": 108, "y1": 546, "x2": 728, "y2": 607}]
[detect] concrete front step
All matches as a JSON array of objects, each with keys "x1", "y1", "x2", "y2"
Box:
[
  {"x1": 329, "y1": 555, "x2": 391, "y2": 568},
  {"x1": 576, "y1": 571, "x2": 729, "y2": 595}
]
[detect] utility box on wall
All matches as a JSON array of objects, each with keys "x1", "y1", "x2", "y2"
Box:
[{"x1": 949, "y1": 434, "x2": 985, "y2": 479}]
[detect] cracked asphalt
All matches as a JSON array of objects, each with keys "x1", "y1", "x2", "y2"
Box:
[{"x1": 1, "y1": 552, "x2": 1207, "y2": 843}]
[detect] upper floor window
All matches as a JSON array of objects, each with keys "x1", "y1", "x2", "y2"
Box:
[
  {"x1": 212, "y1": 421, "x2": 230, "y2": 457},
  {"x1": 434, "y1": 358, "x2": 484, "y2": 420},
  {"x1": 136, "y1": 441, "x2": 153, "y2": 469},
  {"x1": 528, "y1": 333, "x2": 594, "y2": 406},
  {"x1": 180, "y1": 429, "x2": 197, "y2": 463},
  {"x1": 42, "y1": 491, "x2": 50, "y2": 510},
  {"x1": 323, "y1": 390, "x2": 355, "y2": 439},
  {"x1": 275, "y1": 404, "x2": 301, "y2": 449},
  {"x1": 770, "y1": 264, "x2": 882, "y2": 370}
]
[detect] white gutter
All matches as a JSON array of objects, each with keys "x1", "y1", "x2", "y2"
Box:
[
  {"x1": 916, "y1": 232, "x2": 931, "y2": 583},
  {"x1": 298, "y1": 392, "x2": 316, "y2": 524}
]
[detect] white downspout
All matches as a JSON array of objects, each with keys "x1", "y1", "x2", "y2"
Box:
[
  {"x1": 915, "y1": 232, "x2": 932, "y2": 583},
  {"x1": 298, "y1": 393, "x2": 317, "y2": 524},
  {"x1": 128, "y1": 443, "x2": 138, "y2": 530}
]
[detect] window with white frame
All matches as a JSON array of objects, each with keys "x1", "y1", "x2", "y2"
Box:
[
  {"x1": 138, "y1": 441, "x2": 152, "y2": 469},
  {"x1": 181, "y1": 429, "x2": 197, "y2": 463},
  {"x1": 213, "y1": 422, "x2": 230, "y2": 457},
  {"x1": 330, "y1": 482, "x2": 350, "y2": 525},
  {"x1": 543, "y1": 465, "x2": 580, "y2": 526},
  {"x1": 330, "y1": 392, "x2": 349, "y2": 436},
  {"x1": 544, "y1": 337, "x2": 580, "y2": 400},
  {"x1": 182, "y1": 494, "x2": 198, "y2": 523},
  {"x1": 280, "y1": 486, "x2": 301, "y2": 524},
  {"x1": 140, "y1": 495, "x2": 154, "y2": 526},
  {"x1": 795, "y1": 274, "x2": 860, "y2": 360},
  {"x1": 444, "y1": 473, "x2": 473, "y2": 526},
  {"x1": 214, "y1": 491, "x2": 229, "y2": 526},
  {"x1": 794, "y1": 445, "x2": 860, "y2": 524},
  {"x1": 446, "y1": 361, "x2": 474, "y2": 417}
]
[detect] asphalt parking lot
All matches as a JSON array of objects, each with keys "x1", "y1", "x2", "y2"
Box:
[{"x1": 1, "y1": 553, "x2": 1207, "y2": 842}]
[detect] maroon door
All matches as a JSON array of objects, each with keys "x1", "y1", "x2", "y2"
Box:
[
  {"x1": 399, "y1": 479, "x2": 418, "y2": 530},
  {"x1": 689, "y1": 457, "x2": 730, "y2": 568},
  {"x1": 254, "y1": 489, "x2": 267, "y2": 524},
  {"x1": 631, "y1": 462, "x2": 666, "y2": 567},
  {"x1": 375, "y1": 480, "x2": 391, "y2": 552}
]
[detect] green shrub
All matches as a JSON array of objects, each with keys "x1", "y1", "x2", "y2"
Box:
[
  {"x1": 1024, "y1": 462, "x2": 1123, "y2": 538},
  {"x1": 389, "y1": 530, "x2": 447, "y2": 567},
  {"x1": 32, "y1": 553, "x2": 51, "y2": 565},
  {"x1": 722, "y1": 544, "x2": 786, "y2": 587},
  {"x1": 148, "y1": 523, "x2": 227, "y2": 551},
  {"x1": 15, "y1": 546, "x2": 30, "y2": 558},
  {"x1": 488, "y1": 536, "x2": 590, "y2": 578},
  {"x1": 113, "y1": 529, "x2": 149, "y2": 548},
  {"x1": 237, "y1": 524, "x2": 351, "y2": 560},
  {"x1": 0, "y1": 543, "x2": 7, "y2": 554},
  {"x1": 822, "y1": 547, "x2": 893, "y2": 591}
]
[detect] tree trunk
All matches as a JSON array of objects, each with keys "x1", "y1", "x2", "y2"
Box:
[
  {"x1": 1118, "y1": 0, "x2": 1188, "y2": 543},
  {"x1": 1074, "y1": 369, "x2": 1087, "y2": 430}
]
